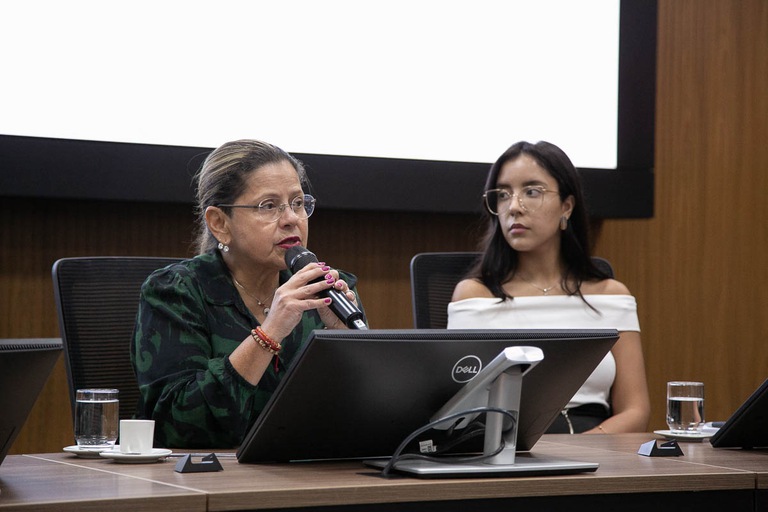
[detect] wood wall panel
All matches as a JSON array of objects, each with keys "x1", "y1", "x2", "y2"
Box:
[
  {"x1": 2, "y1": 0, "x2": 767, "y2": 453},
  {"x1": 596, "y1": 0, "x2": 768, "y2": 430},
  {"x1": 0, "y1": 199, "x2": 199, "y2": 453}
]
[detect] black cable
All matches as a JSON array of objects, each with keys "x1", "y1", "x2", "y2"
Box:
[
  {"x1": 427, "y1": 420, "x2": 486, "y2": 455},
  {"x1": 380, "y1": 406, "x2": 517, "y2": 477}
]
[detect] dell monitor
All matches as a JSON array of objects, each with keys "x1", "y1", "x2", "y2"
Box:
[{"x1": 236, "y1": 328, "x2": 618, "y2": 475}]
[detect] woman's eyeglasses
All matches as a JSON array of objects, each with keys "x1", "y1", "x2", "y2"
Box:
[
  {"x1": 483, "y1": 186, "x2": 558, "y2": 215},
  {"x1": 218, "y1": 194, "x2": 316, "y2": 222}
]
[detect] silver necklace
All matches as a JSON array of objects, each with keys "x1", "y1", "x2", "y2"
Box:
[
  {"x1": 233, "y1": 276, "x2": 273, "y2": 315},
  {"x1": 518, "y1": 275, "x2": 559, "y2": 295}
]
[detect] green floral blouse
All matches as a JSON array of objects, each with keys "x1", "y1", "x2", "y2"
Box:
[{"x1": 130, "y1": 250, "x2": 364, "y2": 448}]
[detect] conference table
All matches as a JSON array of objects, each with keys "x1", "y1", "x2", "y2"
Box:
[{"x1": 1, "y1": 433, "x2": 766, "y2": 512}]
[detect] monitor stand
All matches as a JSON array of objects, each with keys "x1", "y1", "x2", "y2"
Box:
[{"x1": 365, "y1": 350, "x2": 599, "y2": 478}]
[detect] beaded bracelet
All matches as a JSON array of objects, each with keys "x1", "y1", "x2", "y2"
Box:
[
  {"x1": 251, "y1": 327, "x2": 282, "y2": 355},
  {"x1": 256, "y1": 326, "x2": 281, "y2": 351}
]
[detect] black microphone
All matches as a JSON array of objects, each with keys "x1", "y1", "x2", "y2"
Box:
[{"x1": 284, "y1": 246, "x2": 367, "y2": 330}]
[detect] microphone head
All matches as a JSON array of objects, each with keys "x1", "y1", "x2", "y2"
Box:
[{"x1": 284, "y1": 246, "x2": 318, "y2": 273}]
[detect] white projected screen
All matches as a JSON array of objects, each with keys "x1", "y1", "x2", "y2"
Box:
[{"x1": 0, "y1": 0, "x2": 619, "y2": 169}]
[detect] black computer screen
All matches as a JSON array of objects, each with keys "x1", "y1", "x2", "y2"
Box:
[
  {"x1": 237, "y1": 329, "x2": 617, "y2": 463},
  {"x1": 0, "y1": 338, "x2": 62, "y2": 465},
  {"x1": 710, "y1": 378, "x2": 768, "y2": 449}
]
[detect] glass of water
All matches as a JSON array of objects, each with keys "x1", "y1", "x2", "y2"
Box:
[
  {"x1": 666, "y1": 381, "x2": 704, "y2": 433},
  {"x1": 74, "y1": 388, "x2": 119, "y2": 447}
]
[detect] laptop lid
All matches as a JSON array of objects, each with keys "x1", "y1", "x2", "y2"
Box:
[
  {"x1": 0, "y1": 338, "x2": 63, "y2": 466},
  {"x1": 710, "y1": 378, "x2": 768, "y2": 449},
  {"x1": 237, "y1": 328, "x2": 617, "y2": 463}
]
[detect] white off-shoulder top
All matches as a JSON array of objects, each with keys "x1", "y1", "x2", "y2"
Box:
[{"x1": 447, "y1": 295, "x2": 640, "y2": 410}]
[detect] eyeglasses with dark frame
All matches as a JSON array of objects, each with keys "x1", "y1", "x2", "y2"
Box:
[
  {"x1": 217, "y1": 194, "x2": 316, "y2": 222},
  {"x1": 483, "y1": 186, "x2": 558, "y2": 215}
]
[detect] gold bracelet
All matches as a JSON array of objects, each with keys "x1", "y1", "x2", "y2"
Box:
[{"x1": 597, "y1": 425, "x2": 608, "y2": 433}]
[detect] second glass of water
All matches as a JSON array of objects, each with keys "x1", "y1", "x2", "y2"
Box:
[
  {"x1": 75, "y1": 388, "x2": 119, "y2": 447},
  {"x1": 666, "y1": 381, "x2": 704, "y2": 433}
]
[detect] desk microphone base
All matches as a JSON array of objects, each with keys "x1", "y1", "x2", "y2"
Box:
[{"x1": 365, "y1": 453, "x2": 599, "y2": 478}]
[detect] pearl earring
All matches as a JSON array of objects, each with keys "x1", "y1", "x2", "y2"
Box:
[{"x1": 217, "y1": 242, "x2": 230, "y2": 253}]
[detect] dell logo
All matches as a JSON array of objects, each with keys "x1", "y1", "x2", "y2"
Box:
[{"x1": 452, "y1": 355, "x2": 482, "y2": 383}]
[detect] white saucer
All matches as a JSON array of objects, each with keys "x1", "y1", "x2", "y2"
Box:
[
  {"x1": 654, "y1": 429, "x2": 713, "y2": 441},
  {"x1": 63, "y1": 445, "x2": 113, "y2": 458},
  {"x1": 99, "y1": 447, "x2": 173, "y2": 463}
]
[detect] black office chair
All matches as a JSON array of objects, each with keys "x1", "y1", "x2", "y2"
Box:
[
  {"x1": 410, "y1": 252, "x2": 615, "y2": 329},
  {"x1": 52, "y1": 256, "x2": 182, "y2": 421}
]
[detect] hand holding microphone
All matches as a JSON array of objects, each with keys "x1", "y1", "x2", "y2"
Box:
[{"x1": 284, "y1": 246, "x2": 367, "y2": 330}]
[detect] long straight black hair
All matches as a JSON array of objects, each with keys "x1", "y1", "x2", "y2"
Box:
[{"x1": 470, "y1": 141, "x2": 611, "y2": 301}]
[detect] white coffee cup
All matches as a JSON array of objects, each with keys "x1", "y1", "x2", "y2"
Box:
[{"x1": 119, "y1": 419, "x2": 155, "y2": 454}]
